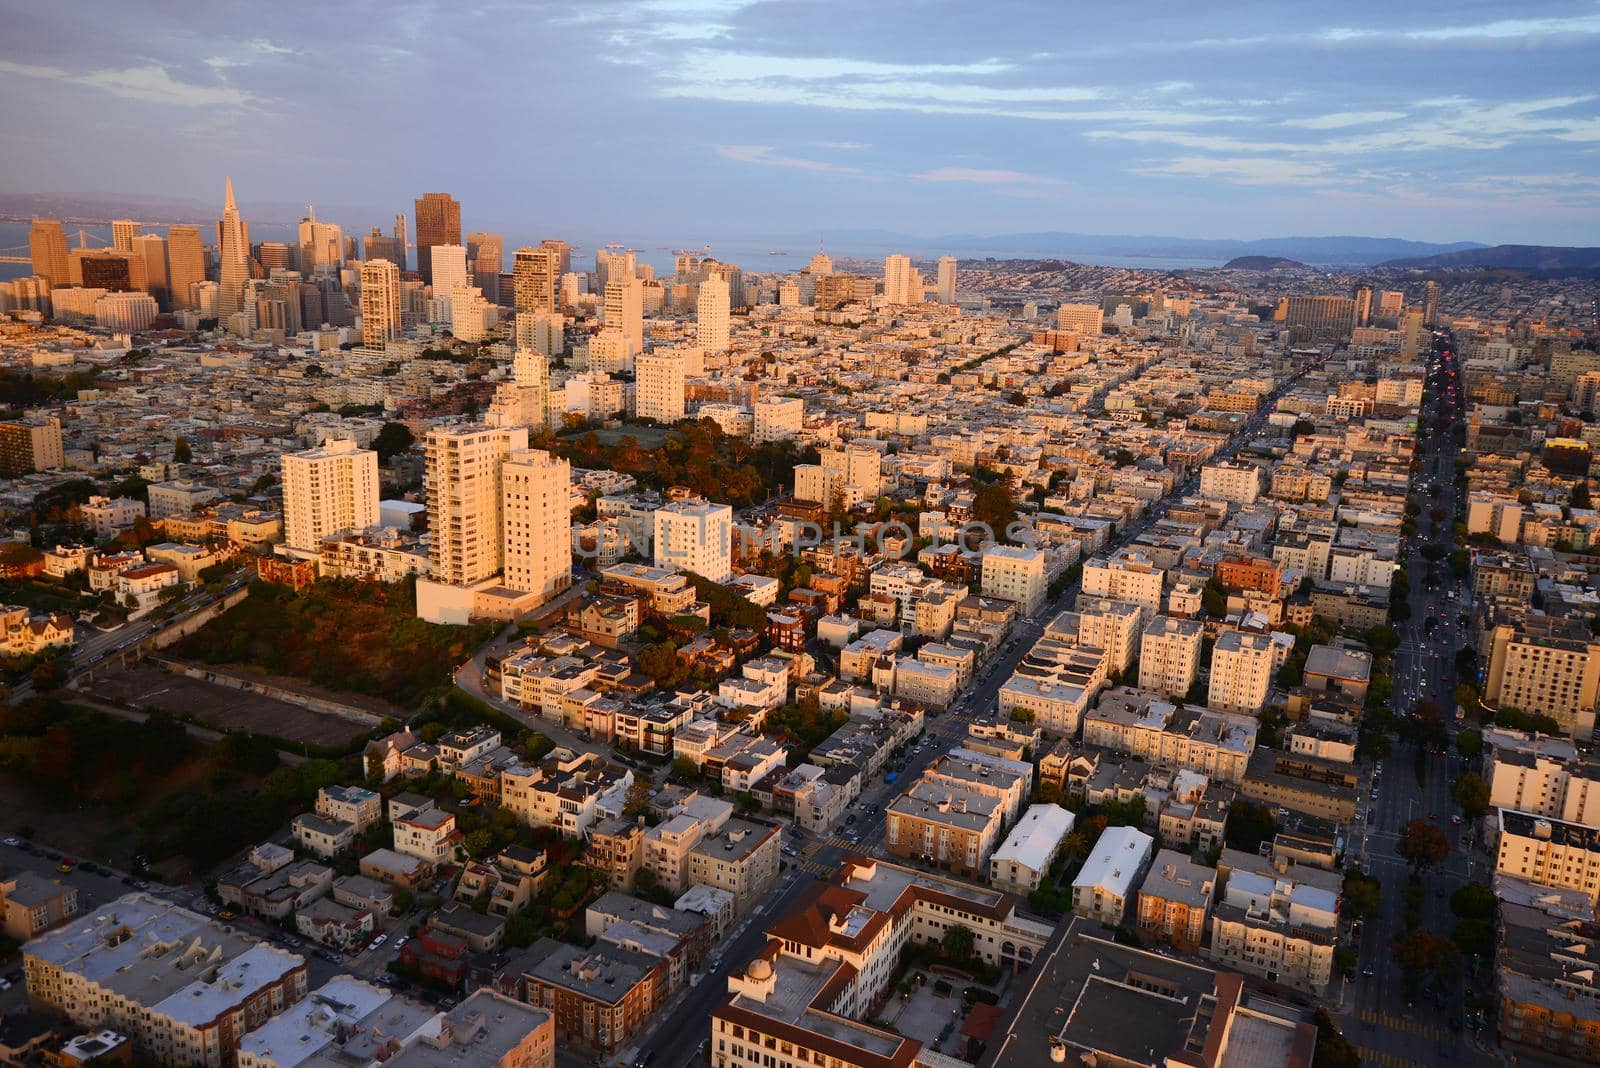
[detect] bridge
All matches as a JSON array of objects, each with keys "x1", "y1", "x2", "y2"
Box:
[{"x1": 0, "y1": 228, "x2": 114, "y2": 266}]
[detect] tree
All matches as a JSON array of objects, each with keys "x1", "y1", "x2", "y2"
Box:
[
  {"x1": 972, "y1": 482, "x2": 1016, "y2": 537},
  {"x1": 1201, "y1": 578, "x2": 1229, "y2": 619},
  {"x1": 1341, "y1": 869, "x2": 1382, "y2": 923},
  {"x1": 1224, "y1": 800, "x2": 1277, "y2": 854},
  {"x1": 29, "y1": 657, "x2": 66, "y2": 691},
  {"x1": 636, "y1": 642, "x2": 684, "y2": 687},
  {"x1": 1397, "y1": 819, "x2": 1451, "y2": 874},
  {"x1": 1389, "y1": 928, "x2": 1460, "y2": 993},
  {"x1": 1452, "y1": 772, "x2": 1489, "y2": 817},
  {"x1": 372, "y1": 421, "x2": 416, "y2": 461},
  {"x1": 173, "y1": 437, "x2": 193, "y2": 464},
  {"x1": 940, "y1": 923, "x2": 975, "y2": 962},
  {"x1": 1311, "y1": 1009, "x2": 1360, "y2": 1068}
]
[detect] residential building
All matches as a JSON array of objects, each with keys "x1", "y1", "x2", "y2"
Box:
[
  {"x1": 392, "y1": 807, "x2": 462, "y2": 868},
  {"x1": 1057, "y1": 302, "x2": 1103, "y2": 335},
  {"x1": 1199, "y1": 460, "x2": 1263, "y2": 505},
  {"x1": 0, "y1": 872, "x2": 77, "y2": 941},
  {"x1": 697, "y1": 276, "x2": 730, "y2": 354},
  {"x1": 1081, "y1": 549, "x2": 1164, "y2": 617},
  {"x1": 501, "y1": 449, "x2": 573, "y2": 603},
  {"x1": 988, "y1": 804, "x2": 1075, "y2": 894},
  {"x1": 234, "y1": 976, "x2": 435, "y2": 1068},
  {"x1": 980, "y1": 544, "x2": 1045, "y2": 615},
  {"x1": 1483, "y1": 617, "x2": 1600, "y2": 740},
  {"x1": 653, "y1": 500, "x2": 732, "y2": 583},
  {"x1": 1071, "y1": 825, "x2": 1154, "y2": 925},
  {"x1": 635, "y1": 350, "x2": 685, "y2": 423},
  {"x1": 1209, "y1": 854, "x2": 1339, "y2": 993},
  {"x1": 522, "y1": 939, "x2": 667, "y2": 1056},
  {"x1": 1482, "y1": 728, "x2": 1600, "y2": 826},
  {"x1": 1208, "y1": 630, "x2": 1283, "y2": 714},
  {"x1": 22, "y1": 894, "x2": 309, "y2": 1068},
  {"x1": 0, "y1": 418, "x2": 64, "y2": 476},
  {"x1": 1495, "y1": 809, "x2": 1600, "y2": 906},
  {"x1": 281, "y1": 438, "x2": 379, "y2": 552},
  {"x1": 1135, "y1": 849, "x2": 1215, "y2": 953},
  {"x1": 1139, "y1": 615, "x2": 1203, "y2": 697}
]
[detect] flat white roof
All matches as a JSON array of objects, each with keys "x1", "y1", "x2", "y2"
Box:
[
  {"x1": 991, "y1": 804, "x2": 1075, "y2": 872},
  {"x1": 1072, "y1": 825, "x2": 1154, "y2": 898}
]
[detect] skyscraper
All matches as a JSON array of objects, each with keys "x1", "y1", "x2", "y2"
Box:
[
  {"x1": 393, "y1": 213, "x2": 408, "y2": 271},
  {"x1": 501, "y1": 449, "x2": 573, "y2": 601},
  {"x1": 935, "y1": 255, "x2": 957, "y2": 304},
  {"x1": 513, "y1": 246, "x2": 560, "y2": 315},
  {"x1": 430, "y1": 244, "x2": 469, "y2": 296},
  {"x1": 363, "y1": 227, "x2": 404, "y2": 266},
  {"x1": 112, "y1": 220, "x2": 139, "y2": 253},
  {"x1": 28, "y1": 220, "x2": 69, "y2": 289},
  {"x1": 297, "y1": 210, "x2": 343, "y2": 275},
  {"x1": 466, "y1": 232, "x2": 503, "y2": 305},
  {"x1": 424, "y1": 424, "x2": 528, "y2": 587},
  {"x1": 883, "y1": 254, "x2": 920, "y2": 306},
  {"x1": 808, "y1": 248, "x2": 833, "y2": 275},
  {"x1": 359, "y1": 259, "x2": 402, "y2": 347},
  {"x1": 603, "y1": 275, "x2": 644, "y2": 356},
  {"x1": 1422, "y1": 281, "x2": 1440, "y2": 327},
  {"x1": 134, "y1": 234, "x2": 170, "y2": 310},
  {"x1": 1285, "y1": 296, "x2": 1356, "y2": 345},
  {"x1": 594, "y1": 246, "x2": 635, "y2": 296},
  {"x1": 166, "y1": 225, "x2": 206, "y2": 309},
  {"x1": 413, "y1": 192, "x2": 461, "y2": 286},
  {"x1": 697, "y1": 275, "x2": 730, "y2": 354},
  {"x1": 281, "y1": 437, "x2": 379, "y2": 551},
  {"x1": 217, "y1": 177, "x2": 250, "y2": 326},
  {"x1": 1354, "y1": 283, "x2": 1373, "y2": 327}
]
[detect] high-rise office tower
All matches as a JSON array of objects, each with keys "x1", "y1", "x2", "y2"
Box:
[
  {"x1": 636, "y1": 349, "x2": 686, "y2": 423},
  {"x1": 363, "y1": 227, "x2": 404, "y2": 266},
  {"x1": 466, "y1": 232, "x2": 503, "y2": 305},
  {"x1": 257, "y1": 243, "x2": 293, "y2": 273},
  {"x1": 394, "y1": 213, "x2": 408, "y2": 271},
  {"x1": 697, "y1": 275, "x2": 730, "y2": 354},
  {"x1": 430, "y1": 244, "x2": 469, "y2": 297},
  {"x1": 541, "y1": 239, "x2": 571, "y2": 277},
  {"x1": 112, "y1": 220, "x2": 139, "y2": 253},
  {"x1": 513, "y1": 246, "x2": 560, "y2": 314},
  {"x1": 883, "y1": 254, "x2": 919, "y2": 306},
  {"x1": 166, "y1": 225, "x2": 206, "y2": 310},
  {"x1": 1422, "y1": 281, "x2": 1440, "y2": 327},
  {"x1": 281, "y1": 437, "x2": 380, "y2": 551},
  {"x1": 808, "y1": 248, "x2": 833, "y2": 275},
  {"x1": 1285, "y1": 296, "x2": 1357, "y2": 345},
  {"x1": 359, "y1": 259, "x2": 402, "y2": 347},
  {"x1": 413, "y1": 192, "x2": 461, "y2": 286},
  {"x1": 217, "y1": 177, "x2": 250, "y2": 325},
  {"x1": 703, "y1": 259, "x2": 744, "y2": 311},
  {"x1": 1058, "y1": 303, "x2": 1104, "y2": 335},
  {"x1": 935, "y1": 256, "x2": 957, "y2": 304},
  {"x1": 603, "y1": 275, "x2": 644, "y2": 356},
  {"x1": 1354, "y1": 283, "x2": 1373, "y2": 327},
  {"x1": 297, "y1": 210, "x2": 343, "y2": 275},
  {"x1": 134, "y1": 234, "x2": 170, "y2": 310},
  {"x1": 69, "y1": 249, "x2": 135, "y2": 291},
  {"x1": 501, "y1": 449, "x2": 573, "y2": 601},
  {"x1": 424, "y1": 424, "x2": 528, "y2": 587},
  {"x1": 28, "y1": 220, "x2": 70, "y2": 288},
  {"x1": 1376, "y1": 290, "x2": 1404, "y2": 319}
]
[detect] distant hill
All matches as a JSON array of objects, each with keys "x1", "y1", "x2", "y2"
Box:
[
  {"x1": 1223, "y1": 255, "x2": 1308, "y2": 270},
  {"x1": 1380, "y1": 244, "x2": 1600, "y2": 274}
]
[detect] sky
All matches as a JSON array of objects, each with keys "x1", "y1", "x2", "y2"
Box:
[{"x1": 2, "y1": 0, "x2": 1600, "y2": 246}]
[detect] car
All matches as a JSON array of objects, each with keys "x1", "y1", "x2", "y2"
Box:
[
  {"x1": 217, "y1": 910, "x2": 236, "y2": 921},
  {"x1": 2, "y1": 837, "x2": 16, "y2": 847},
  {"x1": 371, "y1": 934, "x2": 388, "y2": 948},
  {"x1": 394, "y1": 936, "x2": 409, "y2": 950},
  {"x1": 133, "y1": 880, "x2": 150, "y2": 891},
  {"x1": 121, "y1": 876, "x2": 136, "y2": 886},
  {"x1": 845, "y1": 814, "x2": 856, "y2": 825},
  {"x1": 1450, "y1": 815, "x2": 1463, "y2": 825},
  {"x1": 57, "y1": 858, "x2": 76, "y2": 873},
  {"x1": 1428, "y1": 813, "x2": 1438, "y2": 821}
]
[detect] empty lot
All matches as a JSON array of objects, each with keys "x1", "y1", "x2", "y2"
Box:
[{"x1": 90, "y1": 666, "x2": 371, "y2": 748}]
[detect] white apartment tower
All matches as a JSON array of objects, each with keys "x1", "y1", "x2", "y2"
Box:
[
  {"x1": 425, "y1": 424, "x2": 529, "y2": 586},
  {"x1": 697, "y1": 275, "x2": 730, "y2": 354},
  {"x1": 603, "y1": 276, "x2": 644, "y2": 357},
  {"x1": 636, "y1": 350, "x2": 686, "y2": 423},
  {"x1": 935, "y1": 255, "x2": 957, "y2": 304},
  {"x1": 359, "y1": 259, "x2": 402, "y2": 346},
  {"x1": 281, "y1": 438, "x2": 380, "y2": 552},
  {"x1": 1139, "y1": 616, "x2": 1204, "y2": 698},
  {"x1": 653, "y1": 500, "x2": 733, "y2": 582},
  {"x1": 753, "y1": 396, "x2": 803, "y2": 442},
  {"x1": 501, "y1": 449, "x2": 573, "y2": 603},
  {"x1": 883, "y1": 254, "x2": 921, "y2": 306},
  {"x1": 1208, "y1": 630, "x2": 1277, "y2": 714}
]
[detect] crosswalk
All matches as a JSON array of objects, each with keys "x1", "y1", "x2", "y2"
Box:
[
  {"x1": 1357, "y1": 1047, "x2": 1429, "y2": 1068},
  {"x1": 1357, "y1": 1009, "x2": 1442, "y2": 1041},
  {"x1": 796, "y1": 859, "x2": 834, "y2": 877}
]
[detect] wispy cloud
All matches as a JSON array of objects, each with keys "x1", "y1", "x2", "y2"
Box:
[
  {"x1": 1284, "y1": 110, "x2": 1407, "y2": 130},
  {"x1": 913, "y1": 167, "x2": 1064, "y2": 186},
  {"x1": 0, "y1": 59, "x2": 261, "y2": 108},
  {"x1": 714, "y1": 144, "x2": 858, "y2": 174},
  {"x1": 1132, "y1": 156, "x2": 1343, "y2": 186}
]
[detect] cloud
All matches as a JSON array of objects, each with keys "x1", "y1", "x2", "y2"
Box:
[
  {"x1": 816, "y1": 140, "x2": 870, "y2": 150},
  {"x1": 913, "y1": 167, "x2": 1064, "y2": 186},
  {"x1": 1284, "y1": 110, "x2": 1407, "y2": 130},
  {"x1": 0, "y1": 59, "x2": 260, "y2": 108},
  {"x1": 714, "y1": 144, "x2": 858, "y2": 174},
  {"x1": 1133, "y1": 156, "x2": 1342, "y2": 186},
  {"x1": 1325, "y1": 13, "x2": 1600, "y2": 43}
]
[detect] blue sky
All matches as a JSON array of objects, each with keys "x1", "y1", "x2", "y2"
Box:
[{"x1": 3, "y1": 0, "x2": 1599, "y2": 244}]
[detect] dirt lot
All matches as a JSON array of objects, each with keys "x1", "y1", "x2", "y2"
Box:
[{"x1": 87, "y1": 666, "x2": 372, "y2": 748}]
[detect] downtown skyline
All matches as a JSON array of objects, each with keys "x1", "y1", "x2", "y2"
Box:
[{"x1": 1, "y1": 1, "x2": 1600, "y2": 246}]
